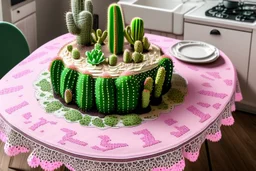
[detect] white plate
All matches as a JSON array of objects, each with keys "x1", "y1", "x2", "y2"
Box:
[
  {"x1": 169, "y1": 41, "x2": 220, "y2": 64},
  {"x1": 177, "y1": 43, "x2": 215, "y2": 59}
]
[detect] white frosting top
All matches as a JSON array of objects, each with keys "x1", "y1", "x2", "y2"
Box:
[{"x1": 58, "y1": 41, "x2": 162, "y2": 78}]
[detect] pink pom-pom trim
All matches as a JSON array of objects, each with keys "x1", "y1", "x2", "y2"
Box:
[
  {"x1": 101, "y1": 72, "x2": 111, "y2": 78},
  {"x1": 121, "y1": 70, "x2": 132, "y2": 76},
  {"x1": 67, "y1": 64, "x2": 77, "y2": 70},
  {"x1": 81, "y1": 70, "x2": 91, "y2": 75}
]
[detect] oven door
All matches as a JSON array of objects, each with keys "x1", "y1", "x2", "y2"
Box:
[{"x1": 11, "y1": 0, "x2": 26, "y2": 6}]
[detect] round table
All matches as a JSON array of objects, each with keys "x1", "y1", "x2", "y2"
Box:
[{"x1": 0, "y1": 34, "x2": 242, "y2": 171}]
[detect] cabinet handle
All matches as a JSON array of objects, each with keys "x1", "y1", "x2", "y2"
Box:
[
  {"x1": 17, "y1": 10, "x2": 20, "y2": 14},
  {"x1": 210, "y1": 29, "x2": 221, "y2": 35}
]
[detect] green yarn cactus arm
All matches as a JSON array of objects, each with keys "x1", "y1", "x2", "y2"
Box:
[
  {"x1": 66, "y1": 12, "x2": 80, "y2": 35},
  {"x1": 154, "y1": 67, "x2": 166, "y2": 98},
  {"x1": 108, "y1": 4, "x2": 125, "y2": 54},
  {"x1": 142, "y1": 89, "x2": 150, "y2": 108},
  {"x1": 98, "y1": 30, "x2": 108, "y2": 44},
  {"x1": 60, "y1": 67, "x2": 79, "y2": 98},
  {"x1": 124, "y1": 26, "x2": 134, "y2": 45},
  {"x1": 76, "y1": 11, "x2": 93, "y2": 45},
  {"x1": 91, "y1": 29, "x2": 97, "y2": 43},
  {"x1": 84, "y1": 0, "x2": 93, "y2": 15}
]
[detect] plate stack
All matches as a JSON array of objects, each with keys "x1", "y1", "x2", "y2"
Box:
[{"x1": 169, "y1": 40, "x2": 220, "y2": 63}]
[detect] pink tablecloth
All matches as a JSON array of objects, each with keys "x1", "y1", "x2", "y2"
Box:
[{"x1": 0, "y1": 34, "x2": 242, "y2": 171}]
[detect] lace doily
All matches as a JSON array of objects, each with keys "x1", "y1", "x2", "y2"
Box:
[{"x1": 33, "y1": 71, "x2": 187, "y2": 129}]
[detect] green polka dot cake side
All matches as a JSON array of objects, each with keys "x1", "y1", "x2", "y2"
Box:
[{"x1": 49, "y1": 58, "x2": 64, "y2": 95}]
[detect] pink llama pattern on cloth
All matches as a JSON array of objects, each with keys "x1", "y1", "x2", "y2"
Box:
[
  {"x1": 92, "y1": 135, "x2": 128, "y2": 152},
  {"x1": 198, "y1": 90, "x2": 228, "y2": 99},
  {"x1": 224, "y1": 79, "x2": 233, "y2": 86},
  {"x1": 5, "y1": 101, "x2": 29, "y2": 114},
  {"x1": 133, "y1": 129, "x2": 161, "y2": 148},
  {"x1": 197, "y1": 102, "x2": 211, "y2": 108},
  {"x1": 24, "y1": 121, "x2": 32, "y2": 124},
  {"x1": 187, "y1": 106, "x2": 211, "y2": 123},
  {"x1": 0, "y1": 85, "x2": 23, "y2": 95},
  {"x1": 40, "y1": 57, "x2": 53, "y2": 64},
  {"x1": 12, "y1": 69, "x2": 33, "y2": 79},
  {"x1": 171, "y1": 126, "x2": 190, "y2": 138},
  {"x1": 201, "y1": 74, "x2": 215, "y2": 81},
  {"x1": 23, "y1": 112, "x2": 32, "y2": 120},
  {"x1": 29, "y1": 118, "x2": 57, "y2": 131},
  {"x1": 206, "y1": 72, "x2": 221, "y2": 79},
  {"x1": 212, "y1": 103, "x2": 221, "y2": 110},
  {"x1": 202, "y1": 82, "x2": 212, "y2": 88},
  {"x1": 19, "y1": 51, "x2": 48, "y2": 66},
  {"x1": 187, "y1": 66, "x2": 199, "y2": 71},
  {"x1": 164, "y1": 119, "x2": 177, "y2": 126},
  {"x1": 58, "y1": 128, "x2": 87, "y2": 146}
]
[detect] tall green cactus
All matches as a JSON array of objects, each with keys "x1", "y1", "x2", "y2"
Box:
[
  {"x1": 60, "y1": 67, "x2": 79, "y2": 98},
  {"x1": 116, "y1": 75, "x2": 140, "y2": 114},
  {"x1": 95, "y1": 74, "x2": 116, "y2": 114},
  {"x1": 124, "y1": 17, "x2": 144, "y2": 45},
  {"x1": 158, "y1": 57, "x2": 173, "y2": 94},
  {"x1": 76, "y1": 73, "x2": 94, "y2": 111},
  {"x1": 154, "y1": 67, "x2": 166, "y2": 98},
  {"x1": 108, "y1": 4, "x2": 125, "y2": 54},
  {"x1": 66, "y1": 0, "x2": 93, "y2": 46},
  {"x1": 50, "y1": 58, "x2": 64, "y2": 95}
]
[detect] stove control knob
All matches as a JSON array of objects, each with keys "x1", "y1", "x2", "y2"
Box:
[{"x1": 210, "y1": 29, "x2": 221, "y2": 36}]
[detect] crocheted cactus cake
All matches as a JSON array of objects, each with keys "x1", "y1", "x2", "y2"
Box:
[{"x1": 48, "y1": 2, "x2": 174, "y2": 116}]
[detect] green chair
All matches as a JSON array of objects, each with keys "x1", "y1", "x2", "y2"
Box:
[{"x1": 0, "y1": 21, "x2": 30, "y2": 79}]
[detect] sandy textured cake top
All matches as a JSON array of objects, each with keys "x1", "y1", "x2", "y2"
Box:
[{"x1": 58, "y1": 41, "x2": 162, "y2": 78}]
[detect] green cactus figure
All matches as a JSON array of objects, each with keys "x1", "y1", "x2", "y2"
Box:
[
  {"x1": 143, "y1": 36, "x2": 150, "y2": 51},
  {"x1": 124, "y1": 17, "x2": 144, "y2": 45},
  {"x1": 144, "y1": 77, "x2": 153, "y2": 93},
  {"x1": 109, "y1": 54, "x2": 118, "y2": 66},
  {"x1": 123, "y1": 49, "x2": 132, "y2": 63},
  {"x1": 158, "y1": 57, "x2": 173, "y2": 94},
  {"x1": 65, "y1": 89, "x2": 73, "y2": 104},
  {"x1": 76, "y1": 73, "x2": 94, "y2": 111},
  {"x1": 108, "y1": 4, "x2": 125, "y2": 54},
  {"x1": 132, "y1": 52, "x2": 143, "y2": 63},
  {"x1": 50, "y1": 59, "x2": 64, "y2": 95},
  {"x1": 66, "y1": 0, "x2": 93, "y2": 46},
  {"x1": 142, "y1": 89, "x2": 150, "y2": 108},
  {"x1": 67, "y1": 45, "x2": 73, "y2": 52},
  {"x1": 91, "y1": 29, "x2": 108, "y2": 45},
  {"x1": 154, "y1": 67, "x2": 166, "y2": 98},
  {"x1": 60, "y1": 67, "x2": 79, "y2": 98},
  {"x1": 116, "y1": 75, "x2": 140, "y2": 114},
  {"x1": 72, "y1": 48, "x2": 80, "y2": 59},
  {"x1": 134, "y1": 40, "x2": 143, "y2": 53},
  {"x1": 95, "y1": 75, "x2": 116, "y2": 114}
]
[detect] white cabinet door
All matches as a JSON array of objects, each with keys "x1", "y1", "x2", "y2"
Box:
[
  {"x1": 15, "y1": 13, "x2": 37, "y2": 53},
  {"x1": 184, "y1": 22, "x2": 251, "y2": 98}
]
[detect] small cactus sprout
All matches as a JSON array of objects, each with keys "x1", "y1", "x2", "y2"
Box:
[
  {"x1": 144, "y1": 77, "x2": 153, "y2": 93},
  {"x1": 109, "y1": 54, "x2": 118, "y2": 66},
  {"x1": 154, "y1": 67, "x2": 166, "y2": 98},
  {"x1": 91, "y1": 29, "x2": 108, "y2": 45},
  {"x1": 72, "y1": 48, "x2": 80, "y2": 59},
  {"x1": 67, "y1": 45, "x2": 73, "y2": 52},
  {"x1": 86, "y1": 49, "x2": 105, "y2": 65},
  {"x1": 142, "y1": 89, "x2": 150, "y2": 108},
  {"x1": 132, "y1": 52, "x2": 143, "y2": 63},
  {"x1": 134, "y1": 40, "x2": 143, "y2": 53},
  {"x1": 94, "y1": 43, "x2": 101, "y2": 50},
  {"x1": 64, "y1": 89, "x2": 73, "y2": 104},
  {"x1": 123, "y1": 49, "x2": 132, "y2": 63},
  {"x1": 143, "y1": 36, "x2": 150, "y2": 51}
]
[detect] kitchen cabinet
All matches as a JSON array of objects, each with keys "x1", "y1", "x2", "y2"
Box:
[
  {"x1": 184, "y1": 22, "x2": 251, "y2": 100},
  {"x1": 15, "y1": 13, "x2": 37, "y2": 53}
]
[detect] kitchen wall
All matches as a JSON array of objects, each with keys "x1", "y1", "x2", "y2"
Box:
[
  {"x1": 0, "y1": 0, "x2": 2, "y2": 21},
  {"x1": 36, "y1": 0, "x2": 69, "y2": 46},
  {"x1": 92, "y1": 0, "x2": 118, "y2": 30}
]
